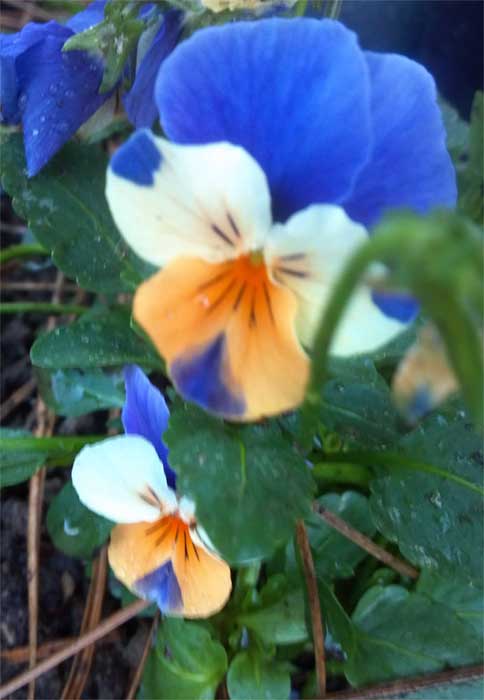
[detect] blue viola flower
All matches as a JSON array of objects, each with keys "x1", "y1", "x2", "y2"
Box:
[
  {"x1": 73, "y1": 365, "x2": 231, "y2": 618},
  {"x1": 0, "y1": 1, "x2": 182, "y2": 176},
  {"x1": 106, "y1": 18, "x2": 456, "y2": 422}
]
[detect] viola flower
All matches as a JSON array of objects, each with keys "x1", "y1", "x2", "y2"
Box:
[
  {"x1": 392, "y1": 324, "x2": 459, "y2": 421},
  {"x1": 72, "y1": 365, "x2": 232, "y2": 618},
  {"x1": 106, "y1": 18, "x2": 456, "y2": 422},
  {"x1": 0, "y1": 2, "x2": 182, "y2": 176}
]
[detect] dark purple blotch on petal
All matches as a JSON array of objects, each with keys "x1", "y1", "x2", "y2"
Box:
[{"x1": 135, "y1": 560, "x2": 182, "y2": 613}]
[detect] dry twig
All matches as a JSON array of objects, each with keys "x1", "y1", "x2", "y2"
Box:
[
  {"x1": 1, "y1": 639, "x2": 77, "y2": 665},
  {"x1": 27, "y1": 273, "x2": 64, "y2": 699},
  {"x1": 61, "y1": 547, "x2": 108, "y2": 699},
  {"x1": 0, "y1": 599, "x2": 150, "y2": 699},
  {"x1": 314, "y1": 504, "x2": 419, "y2": 580},
  {"x1": 0, "y1": 631, "x2": 121, "y2": 664},
  {"x1": 0, "y1": 377, "x2": 36, "y2": 422},
  {"x1": 126, "y1": 612, "x2": 160, "y2": 699},
  {"x1": 324, "y1": 664, "x2": 484, "y2": 699},
  {"x1": 296, "y1": 520, "x2": 326, "y2": 698}
]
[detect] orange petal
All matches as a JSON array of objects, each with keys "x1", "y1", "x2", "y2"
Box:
[
  {"x1": 108, "y1": 516, "x2": 231, "y2": 618},
  {"x1": 134, "y1": 256, "x2": 309, "y2": 420}
]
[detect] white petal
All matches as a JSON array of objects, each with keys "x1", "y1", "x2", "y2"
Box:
[
  {"x1": 264, "y1": 204, "x2": 405, "y2": 354},
  {"x1": 106, "y1": 130, "x2": 272, "y2": 267},
  {"x1": 178, "y1": 495, "x2": 196, "y2": 524},
  {"x1": 72, "y1": 435, "x2": 178, "y2": 524}
]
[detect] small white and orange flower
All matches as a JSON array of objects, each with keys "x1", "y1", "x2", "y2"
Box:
[
  {"x1": 106, "y1": 19, "x2": 456, "y2": 422},
  {"x1": 72, "y1": 366, "x2": 231, "y2": 618}
]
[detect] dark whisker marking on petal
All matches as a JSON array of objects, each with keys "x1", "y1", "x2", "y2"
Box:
[
  {"x1": 249, "y1": 290, "x2": 257, "y2": 328},
  {"x1": 174, "y1": 524, "x2": 180, "y2": 544},
  {"x1": 211, "y1": 223, "x2": 234, "y2": 247},
  {"x1": 183, "y1": 531, "x2": 189, "y2": 561},
  {"x1": 148, "y1": 486, "x2": 162, "y2": 505},
  {"x1": 207, "y1": 278, "x2": 238, "y2": 315},
  {"x1": 197, "y1": 268, "x2": 232, "y2": 292},
  {"x1": 139, "y1": 485, "x2": 161, "y2": 508},
  {"x1": 277, "y1": 266, "x2": 309, "y2": 279},
  {"x1": 145, "y1": 519, "x2": 168, "y2": 536},
  {"x1": 262, "y1": 282, "x2": 275, "y2": 324},
  {"x1": 279, "y1": 253, "x2": 306, "y2": 262},
  {"x1": 227, "y1": 211, "x2": 241, "y2": 238},
  {"x1": 155, "y1": 524, "x2": 173, "y2": 547},
  {"x1": 188, "y1": 526, "x2": 201, "y2": 560},
  {"x1": 233, "y1": 282, "x2": 246, "y2": 312}
]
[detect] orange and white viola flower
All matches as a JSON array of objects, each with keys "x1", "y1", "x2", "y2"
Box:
[
  {"x1": 106, "y1": 19, "x2": 456, "y2": 422},
  {"x1": 72, "y1": 365, "x2": 231, "y2": 618}
]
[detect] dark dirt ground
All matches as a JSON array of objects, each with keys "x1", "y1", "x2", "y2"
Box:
[{"x1": 0, "y1": 190, "x2": 147, "y2": 698}]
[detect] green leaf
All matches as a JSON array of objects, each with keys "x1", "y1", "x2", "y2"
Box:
[
  {"x1": 440, "y1": 98, "x2": 469, "y2": 171},
  {"x1": 46, "y1": 481, "x2": 113, "y2": 558},
  {"x1": 458, "y1": 92, "x2": 484, "y2": 223},
  {"x1": 0, "y1": 133, "x2": 153, "y2": 293},
  {"x1": 0, "y1": 428, "x2": 45, "y2": 487},
  {"x1": 417, "y1": 570, "x2": 483, "y2": 642},
  {"x1": 141, "y1": 618, "x2": 227, "y2": 700},
  {"x1": 36, "y1": 367, "x2": 125, "y2": 417},
  {"x1": 317, "y1": 576, "x2": 356, "y2": 657},
  {"x1": 370, "y1": 406, "x2": 484, "y2": 586},
  {"x1": 227, "y1": 651, "x2": 290, "y2": 700},
  {"x1": 0, "y1": 435, "x2": 103, "y2": 472},
  {"x1": 319, "y1": 359, "x2": 401, "y2": 450},
  {"x1": 308, "y1": 491, "x2": 377, "y2": 580},
  {"x1": 237, "y1": 575, "x2": 308, "y2": 645},
  {"x1": 31, "y1": 307, "x2": 162, "y2": 370},
  {"x1": 345, "y1": 585, "x2": 482, "y2": 687},
  {"x1": 164, "y1": 405, "x2": 315, "y2": 563}
]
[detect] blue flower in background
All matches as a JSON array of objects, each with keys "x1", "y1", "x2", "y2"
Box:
[
  {"x1": 0, "y1": 1, "x2": 182, "y2": 176},
  {"x1": 106, "y1": 18, "x2": 456, "y2": 421}
]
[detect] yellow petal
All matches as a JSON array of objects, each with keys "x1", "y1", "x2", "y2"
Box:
[
  {"x1": 134, "y1": 256, "x2": 309, "y2": 420},
  {"x1": 109, "y1": 515, "x2": 231, "y2": 618}
]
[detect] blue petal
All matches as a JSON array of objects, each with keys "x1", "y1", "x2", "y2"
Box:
[
  {"x1": 123, "y1": 10, "x2": 182, "y2": 129},
  {"x1": 122, "y1": 365, "x2": 176, "y2": 488},
  {"x1": 0, "y1": 21, "x2": 66, "y2": 124},
  {"x1": 343, "y1": 51, "x2": 457, "y2": 228},
  {"x1": 171, "y1": 335, "x2": 246, "y2": 419},
  {"x1": 406, "y1": 386, "x2": 433, "y2": 422},
  {"x1": 134, "y1": 560, "x2": 182, "y2": 614},
  {"x1": 15, "y1": 32, "x2": 109, "y2": 176},
  {"x1": 156, "y1": 18, "x2": 372, "y2": 222},
  {"x1": 372, "y1": 290, "x2": 419, "y2": 323},
  {"x1": 111, "y1": 129, "x2": 161, "y2": 185},
  {"x1": 66, "y1": 0, "x2": 107, "y2": 33}
]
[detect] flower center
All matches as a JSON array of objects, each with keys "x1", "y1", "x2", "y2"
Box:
[{"x1": 248, "y1": 249, "x2": 264, "y2": 267}]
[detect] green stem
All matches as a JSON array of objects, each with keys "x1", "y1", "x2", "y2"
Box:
[
  {"x1": 0, "y1": 302, "x2": 87, "y2": 315},
  {"x1": 312, "y1": 461, "x2": 371, "y2": 489},
  {"x1": 325, "y1": 450, "x2": 484, "y2": 496},
  {"x1": 0, "y1": 243, "x2": 48, "y2": 265},
  {"x1": 324, "y1": 0, "x2": 343, "y2": 19},
  {"x1": 304, "y1": 236, "x2": 397, "y2": 415},
  {"x1": 292, "y1": 0, "x2": 308, "y2": 16},
  {"x1": 0, "y1": 435, "x2": 105, "y2": 466}
]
